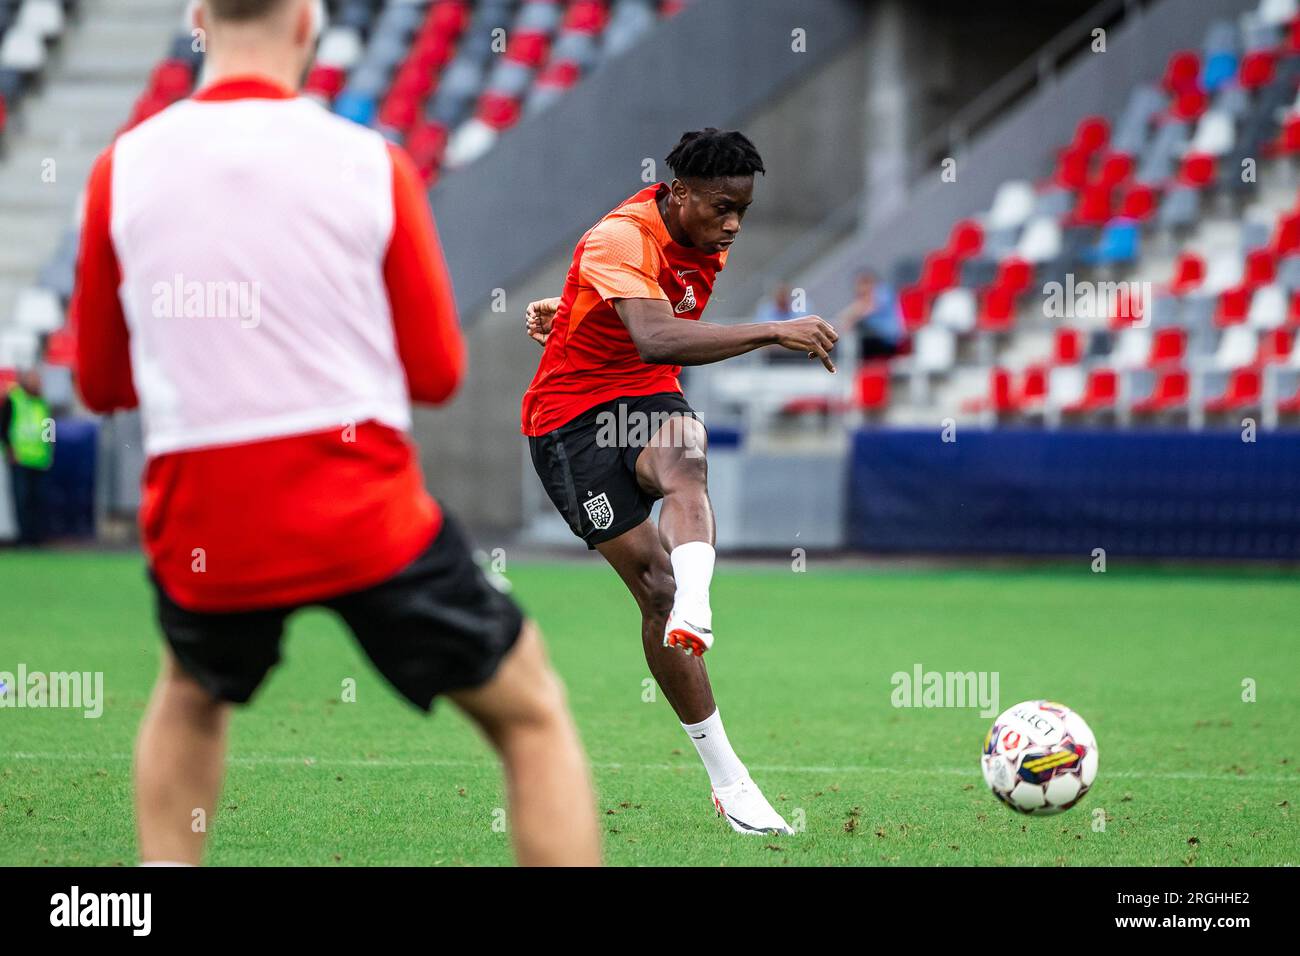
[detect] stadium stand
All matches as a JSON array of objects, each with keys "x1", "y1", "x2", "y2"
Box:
[{"x1": 839, "y1": 0, "x2": 1300, "y2": 432}]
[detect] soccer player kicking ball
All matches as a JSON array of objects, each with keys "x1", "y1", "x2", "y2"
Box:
[
  {"x1": 71, "y1": 0, "x2": 599, "y2": 866},
  {"x1": 521, "y1": 129, "x2": 838, "y2": 835}
]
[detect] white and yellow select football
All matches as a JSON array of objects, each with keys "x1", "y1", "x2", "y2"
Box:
[{"x1": 982, "y1": 700, "x2": 1099, "y2": 815}]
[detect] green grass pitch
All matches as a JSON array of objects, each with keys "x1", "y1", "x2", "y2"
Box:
[{"x1": 1, "y1": 551, "x2": 1296, "y2": 866}]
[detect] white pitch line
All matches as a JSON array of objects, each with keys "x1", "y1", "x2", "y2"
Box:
[{"x1": 3, "y1": 752, "x2": 1296, "y2": 783}]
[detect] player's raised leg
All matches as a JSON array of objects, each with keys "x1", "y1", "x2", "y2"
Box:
[
  {"x1": 135, "y1": 652, "x2": 229, "y2": 865},
  {"x1": 450, "y1": 622, "x2": 602, "y2": 866},
  {"x1": 635, "y1": 412, "x2": 716, "y2": 656}
]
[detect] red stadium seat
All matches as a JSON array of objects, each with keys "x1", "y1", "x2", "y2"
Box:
[
  {"x1": 428, "y1": 0, "x2": 471, "y2": 37},
  {"x1": 406, "y1": 120, "x2": 449, "y2": 171},
  {"x1": 993, "y1": 257, "x2": 1032, "y2": 295},
  {"x1": 1205, "y1": 368, "x2": 1261, "y2": 412},
  {"x1": 1177, "y1": 152, "x2": 1216, "y2": 188},
  {"x1": 1095, "y1": 152, "x2": 1133, "y2": 188},
  {"x1": 855, "y1": 363, "x2": 890, "y2": 410},
  {"x1": 977, "y1": 286, "x2": 1018, "y2": 332},
  {"x1": 304, "y1": 65, "x2": 347, "y2": 100},
  {"x1": 1239, "y1": 49, "x2": 1277, "y2": 90},
  {"x1": 1272, "y1": 115, "x2": 1300, "y2": 155},
  {"x1": 1170, "y1": 88, "x2": 1208, "y2": 122},
  {"x1": 1017, "y1": 365, "x2": 1048, "y2": 410},
  {"x1": 1243, "y1": 248, "x2": 1276, "y2": 289},
  {"x1": 476, "y1": 92, "x2": 522, "y2": 131},
  {"x1": 1065, "y1": 368, "x2": 1118, "y2": 412},
  {"x1": 948, "y1": 219, "x2": 984, "y2": 260},
  {"x1": 1149, "y1": 328, "x2": 1187, "y2": 366},
  {"x1": 919, "y1": 251, "x2": 958, "y2": 293},
  {"x1": 1167, "y1": 252, "x2": 1205, "y2": 294},
  {"x1": 564, "y1": 0, "x2": 609, "y2": 33},
  {"x1": 0, "y1": 93, "x2": 6, "y2": 138},
  {"x1": 537, "y1": 60, "x2": 582, "y2": 90},
  {"x1": 1162, "y1": 51, "x2": 1201, "y2": 95},
  {"x1": 379, "y1": 91, "x2": 419, "y2": 132},
  {"x1": 505, "y1": 31, "x2": 551, "y2": 69},
  {"x1": 1215, "y1": 286, "x2": 1251, "y2": 326},
  {"x1": 1118, "y1": 183, "x2": 1156, "y2": 221},
  {"x1": 1258, "y1": 329, "x2": 1294, "y2": 364},
  {"x1": 1273, "y1": 211, "x2": 1300, "y2": 257},
  {"x1": 898, "y1": 285, "x2": 930, "y2": 331},
  {"x1": 1071, "y1": 183, "x2": 1113, "y2": 226},
  {"x1": 1072, "y1": 116, "x2": 1110, "y2": 154},
  {"x1": 1053, "y1": 145, "x2": 1092, "y2": 190},
  {"x1": 1053, "y1": 327, "x2": 1083, "y2": 365},
  {"x1": 1132, "y1": 368, "x2": 1189, "y2": 414},
  {"x1": 410, "y1": 31, "x2": 455, "y2": 72}
]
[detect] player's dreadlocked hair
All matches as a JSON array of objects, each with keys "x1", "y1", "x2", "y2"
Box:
[{"x1": 665, "y1": 129, "x2": 766, "y2": 181}]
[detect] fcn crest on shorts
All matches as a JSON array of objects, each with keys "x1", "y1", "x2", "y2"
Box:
[{"x1": 583, "y1": 492, "x2": 614, "y2": 530}]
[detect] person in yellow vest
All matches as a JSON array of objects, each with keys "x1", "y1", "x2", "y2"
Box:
[{"x1": 1, "y1": 368, "x2": 54, "y2": 545}]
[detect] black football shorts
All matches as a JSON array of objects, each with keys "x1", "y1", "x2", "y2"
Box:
[
  {"x1": 151, "y1": 513, "x2": 524, "y2": 711},
  {"x1": 527, "y1": 391, "x2": 703, "y2": 548}
]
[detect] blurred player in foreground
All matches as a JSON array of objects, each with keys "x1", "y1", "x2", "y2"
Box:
[
  {"x1": 71, "y1": 0, "x2": 599, "y2": 866},
  {"x1": 521, "y1": 129, "x2": 838, "y2": 834}
]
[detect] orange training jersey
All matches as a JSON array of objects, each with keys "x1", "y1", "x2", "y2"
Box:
[{"x1": 520, "y1": 183, "x2": 727, "y2": 436}]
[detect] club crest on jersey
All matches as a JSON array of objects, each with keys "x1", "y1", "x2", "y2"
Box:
[
  {"x1": 583, "y1": 492, "x2": 614, "y2": 531},
  {"x1": 674, "y1": 284, "x2": 697, "y2": 314}
]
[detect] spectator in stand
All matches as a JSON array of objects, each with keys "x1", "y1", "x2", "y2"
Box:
[
  {"x1": 836, "y1": 269, "x2": 902, "y2": 360},
  {"x1": 1, "y1": 367, "x2": 54, "y2": 546}
]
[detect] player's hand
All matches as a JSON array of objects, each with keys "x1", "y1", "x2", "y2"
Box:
[
  {"x1": 773, "y1": 315, "x2": 839, "y2": 373},
  {"x1": 525, "y1": 297, "x2": 561, "y2": 347}
]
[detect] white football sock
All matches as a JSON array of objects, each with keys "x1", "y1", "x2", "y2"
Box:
[
  {"x1": 669, "y1": 541, "x2": 715, "y2": 626},
  {"x1": 682, "y1": 708, "x2": 747, "y2": 790}
]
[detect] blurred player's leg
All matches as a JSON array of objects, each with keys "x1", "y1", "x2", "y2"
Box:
[
  {"x1": 635, "y1": 414, "x2": 716, "y2": 655},
  {"x1": 450, "y1": 622, "x2": 601, "y2": 866},
  {"x1": 134, "y1": 652, "x2": 229, "y2": 865}
]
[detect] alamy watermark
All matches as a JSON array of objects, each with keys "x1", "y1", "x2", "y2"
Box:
[
  {"x1": 890, "y1": 664, "x2": 1000, "y2": 718},
  {"x1": 151, "y1": 273, "x2": 262, "y2": 329},
  {"x1": 1043, "y1": 275, "x2": 1152, "y2": 326},
  {"x1": 0, "y1": 665, "x2": 104, "y2": 718},
  {"x1": 595, "y1": 407, "x2": 703, "y2": 455}
]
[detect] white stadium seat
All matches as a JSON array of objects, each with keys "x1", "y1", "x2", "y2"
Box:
[
  {"x1": 931, "y1": 288, "x2": 976, "y2": 333},
  {"x1": 315, "y1": 27, "x2": 363, "y2": 71},
  {"x1": 16, "y1": 0, "x2": 65, "y2": 40},
  {"x1": 986, "y1": 180, "x2": 1036, "y2": 231},
  {"x1": 1211, "y1": 326, "x2": 1257, "y2": 370},
  {"x1": 12, "y1": 287, "x2": 62, "y2": 333},
  {"x1": 1016, "y1": 216, "x2": 1062, "y2": 263},
  {"x1": 0, "y1": 28, "x2": 47, "y2": 73},
  {"x1": 1247, "y1": 284, "x2": 1287, "y2": 329}
]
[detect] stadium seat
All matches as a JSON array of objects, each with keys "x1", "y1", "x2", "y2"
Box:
[
  {"x1": 1064, "y1": 367, "x2": 1118, "y2": 413},
  {"x1": 1053, "y1": 327, "x2": 1083, "y2": 364},
  {"x1": 1204, "y1": 366, "x2": 1262, "y2": 412},
  {"x1": 931, "y1": 287, "x2": 976, "y2": 332},
  {"x1": 1211, "y1": 325, "x2": 1259, "y2": 368},
  {"x1": 855, "y1": 363, "x2": 890, "y2": 410},
  {"x1": 1131, "y1": 367, "x2": 1190, "y2": 414}
]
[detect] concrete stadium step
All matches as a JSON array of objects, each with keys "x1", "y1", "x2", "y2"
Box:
[
  {"x1": 0, "y1": 0, "x2": 183, "y2": 301},
  {"x1": 0, "y1": 142, "x2": 99, "y2": 213}
]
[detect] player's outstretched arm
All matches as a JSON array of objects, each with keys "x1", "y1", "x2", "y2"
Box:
[{"x1": 615, "y1": 297, "x2": 839, "y2": 372}]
